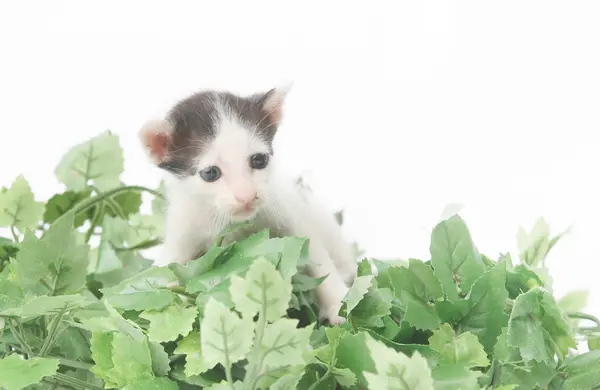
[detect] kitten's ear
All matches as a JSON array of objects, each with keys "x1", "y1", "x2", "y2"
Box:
[
  {"x1": 258, "y1": 82, "x2": 293, "y2": 125},
  {"x1": 139, "y1": 118, "x2": 174, "y2": 165}
]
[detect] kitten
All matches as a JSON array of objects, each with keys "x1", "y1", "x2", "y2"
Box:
[{"x1": 138, "y1": 84, "x2": 357, "y2": 324}]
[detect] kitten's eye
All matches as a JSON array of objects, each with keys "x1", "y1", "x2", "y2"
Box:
[
  {"x1": 199, "y1": 166, "x2": 221, "y2": 182},
  {"x1": 250, "y1": 153, "x2": 269, "y2": 170}
]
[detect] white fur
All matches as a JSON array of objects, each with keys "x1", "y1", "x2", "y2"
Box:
[{"x1": 153, "y1": 91, "x2": 356, "y2": 324}]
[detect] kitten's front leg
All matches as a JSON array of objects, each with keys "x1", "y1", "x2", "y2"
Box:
[{"x1": 306, "y1": 240, "x2": 349, "y2": 325}]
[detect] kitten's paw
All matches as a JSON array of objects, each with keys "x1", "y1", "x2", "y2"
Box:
[{"x1": 319, "y1": 304, "x2": 346, "y2": 326}]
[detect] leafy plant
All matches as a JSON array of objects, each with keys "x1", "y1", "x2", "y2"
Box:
[{"x1": 1, "y1": 130, "x2": 600, "y2": 389}]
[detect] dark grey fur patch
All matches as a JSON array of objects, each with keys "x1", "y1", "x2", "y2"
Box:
[{"x1": 159, "y1": 89, "x2": 279, "y2": 177}]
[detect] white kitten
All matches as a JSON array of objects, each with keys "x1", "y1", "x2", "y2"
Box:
[{"x1": 139, "y1": 84, "x2": 357, "y2": 324}]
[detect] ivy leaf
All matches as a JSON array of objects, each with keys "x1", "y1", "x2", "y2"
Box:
[
  {"x1": 456, "y1": 260, "x2": 509, "y2": 353},
  {"x1": 362, "y1": 334, "x2": 435, "y2": 389},
  {"x1": 200, "y1": 298, "x2": 255, "y2": 371},
  {"x1": 43, "y1": 189, "x2": 92, "y2": 227},
  {"x1": 140, "y1": 304, "x2": 198, "y2": 343},
  {"x1": 122, "y1": 377, "x2": 179, "y2": 390},
  {"x1": 14, "y1": 213, "x2": 89, "y2": 295},
  {"x1": 0, "y1": 175, "x2": 45, "y2": 231},
  {"x1": 430, "y1": 214, "x2": 485, "y2": 302},
  {"x1": 507, "y1": 287, "x2": 576, "y2": 363},
  {"x1": 343, "y1": 275, "x2": 374, "y2": 313},
  {"x1": 259, "y1": 318, "x2": 314, "y2": 370},
  {"x1": 0, "y1": 354, "x2": 59, "y2": 390},
  {"x1": 229, "y1": 256, "x2": 292, "y2": 322},
  {"x1": 428, "y1": 323, "x2": 489, "y2": 368},
  {"x1": 174, "y1": 331, "x2": 209, "y2": 376},
  {"x1": 55, "y1": 130, "x2": 124, "y2": 191}
]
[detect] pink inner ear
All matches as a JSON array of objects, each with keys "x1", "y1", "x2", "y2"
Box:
[{"x1": 149, "y1": 132, "x2": 170, "y2": 162}]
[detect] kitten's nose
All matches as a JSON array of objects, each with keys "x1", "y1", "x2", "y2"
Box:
[{"x1": 234, "y1": 191, "x2": 258, "y2": 207}]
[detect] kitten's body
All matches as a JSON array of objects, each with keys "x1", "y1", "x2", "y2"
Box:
[{"x1": 140, "y1": 85, "x2": 356, "y2": 324}]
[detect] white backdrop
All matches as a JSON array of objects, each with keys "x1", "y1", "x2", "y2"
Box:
[{"x1": 1, "y1": 1, "x2": 599, "y2": 317}]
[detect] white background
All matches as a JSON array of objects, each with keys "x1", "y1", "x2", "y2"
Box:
[{"x1": 1, "y1": 2, "x2": 599, "y2": 318}]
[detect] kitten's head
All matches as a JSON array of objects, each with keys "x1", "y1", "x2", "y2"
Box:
[{"x1": 139, "y1": 84, "x2": 291, "y2": 222}]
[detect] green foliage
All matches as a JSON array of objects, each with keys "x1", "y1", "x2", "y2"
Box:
[{"x1": 1, "y1": 131, "x2": 599, "y2": 389}]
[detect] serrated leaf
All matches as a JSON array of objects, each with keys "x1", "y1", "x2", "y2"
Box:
[
  {"x1": 0, "y1": 354, "x2": 59, "y2": 390},
  {"x1": 428, "y1": 323, "x2": 489, "y2": 368},
  {"x1": 79, "y1": 299, "x2": 145, "y2": 341},
  {"x1": 431, "y1": 364, "x2": 481, "y2": 390},
  {"x1": 43, "y1": 189, "x2": 92, "y2": 227},
  {"x1": 507, "y1": 287, "x2": 576, "y2": 363},
  {"x1": 259, "y1": 318, "x2": 314, "y2": 370},
  {"x1": 362, "y1": 334, "x2": 435, "y2": 389},
  {"x1": 127, "y1": 213, "x2": 164, "y2": 247},
  {"x1": 107, "y1": 332, "x2": 154, "y2": 387},
  {"x1": 148, "y1": 341, "x2": 171, "y2": 376},
  {"x1": 505, "y1": 263, "x2": 545, "y2": 299},
  {"x1": 229, "y1": 256, "x2": 292, "y2": 322},
  {"x1": 0, "y1": 175, "x2": 45, "y2": 231},
  {"x1": 430, "y1": 214, "x2": 485, "y2": 301},
  {"x1": 332, "y1": 367, "x2": 357, "y2": 387},
  {"x1": 55, "y1": 130, "x2": 124, "y2": 191},
  {"x1": 122, "y1": 377, "x2": 179, "y2": 390},
  {"x1": 140, "y1": 304, "x2": 197, "y2": 342},
  {"x1": 90, "y1": 331, "x2": 117, "y2": 387},
  {"x1": 343, "y1": 275, "x2": 374, "y2": 313},
  {"x1": 170, "y1": 245, "x2": 230, "y2": 285},
  {"x1": 14, "y1": 213, "x2": 89, "y2": 295},
  {"x1": 348, "y1": 287, "x2": 393, "y2": 328},
  {"x1": 200, "y1": 298, "x2": 254, "y2": 370},
  {"x1": 456, "y1": 260, "x2": 509, "y2": 353},
  {"x1": 107, "y1": 190, "x2": 143, "y2": 218},
  {"x1": 174, "y1": 331, "x2": 209, "y2": 376},
  {"x1": 270, "y1": 370, "x2": 305, "y2": 390}
]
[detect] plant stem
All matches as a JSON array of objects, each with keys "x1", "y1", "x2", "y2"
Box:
[
  {"x1": 7, "y1": 320, "x2": 34, "y2": 357},
  {"x1": 53, "y1": 185, "x2": 164, "y2": 226},
  {"x1": 57, "y1": 357, "x2": 93, "y2": 370},
  {"x1": 168, "y1": 285, "x2": 197, "y2": 299},
  {"x1": 568, "y1": 312, "x2": 600, "y2": 327},
  {"x1": 114, "y1": 237, "x2": 163, "y2": 252},
  {"x1": 85, "y1": 202, "x2": 104, "y2": 243},
  {"x1": 307, "y1": 364, "x2": 333, "y2": 390},
  {"x1": 39, "y1": 309, "x2": 66, "y2": 356},
  {"x1": 10, "y1": 225, "x2": 19, "y2": 242},
  {"x1": 53, "y1": 373, "x2": 105, "y2": 390},
  {"x1": 244, "y1": 274, "x2": 269, "y2": 384}
]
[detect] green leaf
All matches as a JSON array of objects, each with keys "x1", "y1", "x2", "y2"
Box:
[
  {"x1": 270, "y1": 369, "x2": 305, "y2": 390},
  {"x1": 362, "y1": 333, "x2": 435, "y2": 389},
  {"x1": 14, "y1": 213, "x2": 89, "y2": 295},
  {"x1": 0, "y1": 354, "x2": 59, "y2": 390},
  {"x1": 0, "y1": 294, "x2": 92, "y2": 318},
  {"x1": 430, "y1": 214, "x2": 485, "y2": 302},
  {"x1": 229, "y1": 256, "x2": 292, "y2": 322},
  {"x1": 431, "y1": 364, "x2": 481, "y2": 390},
  {"x1": 200, "y1": 297, "x2": 255, "y2": 370},
  {"x1": 101, "y1": 266, "x2": 178, "y2": 311},
  {"x1": 127, "y1": 213, "x2": 164, "y2": 247},
  {"x1": 550, "y1": 350, "x2": 600, "y2": 389},
  {"x1": 102, "y1": 332, "x2": 154, "y2": 388},
  {"x1": 123, "y1": 377, "x2": 179, "y2": 390},
  {"x1": 174, "y1": 331, "x2": 209, "y2": 376},
  {"x1": 148, "y1": 341, "x2": 171, "y2": 377},
  {"x1": 505, "y1": 263, "x2": 545, "y2": 299},
  {"x1": 90, "y1": 331, "x2": 118, "y2": 387},
  {"x1": 170, "y1": 245, "x2": 230, "y2": 285},
  {"x1": 0, "y1": 175, "x2": 45, "y2": 231},
  {"x1": 55, "y1": 130, "x2": 124, "y2": 191},
  {"x1": 107, "y1": 190, "x2": 143, "y2": 218},
  {"x1": 456, "y1": 260, "x2": 509, "y2": 353},
  {"x1": 43, "y1": 189, "x2": 92, "y2": 227},
  {"x1": 347, "y1": 287, "x2": 393, "y2": 328},
  {"x1": 140, "y1": 304, "x2": 198, "y2": 342},
  {"x1": 259, "y1": 318, "x2": 314, "y2": 370},
  {"x1": 557, "y1": 290, "x2": 589, "y2": 313},
  {"x1": 333, "y1": 366, "x2": 357, "y2": 387},
  {"x1": 343, "y1": 275, "x2": 374, "y2": 313},
  {"x1": 507, "y1": 287, "x2": 576, "y2": 363},
  {"x1": 428, "y1": 323, "x2": 489, "y2": 368}
]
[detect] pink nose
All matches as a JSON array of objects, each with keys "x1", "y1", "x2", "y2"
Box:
[{"x1": 235, "y1": 192, "x2": 257, "y2": 206}]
